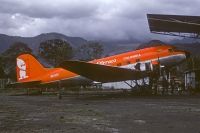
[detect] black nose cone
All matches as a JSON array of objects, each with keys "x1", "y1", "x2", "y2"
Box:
[{"x1": 185, "y1": 51, "x2": 190, "y2": 58}]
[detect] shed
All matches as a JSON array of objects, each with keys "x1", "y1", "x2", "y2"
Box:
[{"x1": 185, "y1": 69, "x2": 200, "y2": 90}]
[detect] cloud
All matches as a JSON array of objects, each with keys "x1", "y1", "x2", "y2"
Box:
[
  {"x1": 0, "y1": 0, "x2": 199, "y2": 41},
  {"x1": 0, "y1": 0, "x2": 99, "y2": 19}
]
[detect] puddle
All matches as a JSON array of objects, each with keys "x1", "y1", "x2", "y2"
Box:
[{"x1": 133, "y1": 120, "x2": 146, "y2": 125}]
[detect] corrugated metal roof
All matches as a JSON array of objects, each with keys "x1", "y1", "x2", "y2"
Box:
[{"x1": 147, "y1": 14, "x2": 200, "y2": 34}]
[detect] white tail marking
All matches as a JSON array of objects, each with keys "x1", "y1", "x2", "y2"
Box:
[{"x1": 17, "y1": 58, "x2": 29, "y2": 80}]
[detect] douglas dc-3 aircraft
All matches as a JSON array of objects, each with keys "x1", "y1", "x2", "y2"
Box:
[{"x1": 14, "y1": 45, "x2": 189, "y2": 88}]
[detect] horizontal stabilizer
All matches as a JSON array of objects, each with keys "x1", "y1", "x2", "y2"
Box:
[{"x1": 60, "y1": 61, "x2": 149, "y2": 82}]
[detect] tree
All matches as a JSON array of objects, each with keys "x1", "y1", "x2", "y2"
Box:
[
  {"x1": 2, "y1": 42, "x2": 32, "y2": 79},
  {"x1": 78, "y1": 41, "x2": 104, "y2": 61},
  {"x1": 186, "y1": 56, "x2": 200, "y2": 70},
  {"x1": 39, "y1": 39, "x2": 73, "y2": 66},
  {"x1": 0, "y1": 56, "x2": 5, "y2": 78}
]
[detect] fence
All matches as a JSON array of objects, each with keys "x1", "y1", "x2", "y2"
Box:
[{"x1": 0, "y1": 79, "x2": 10, "y2": 89}]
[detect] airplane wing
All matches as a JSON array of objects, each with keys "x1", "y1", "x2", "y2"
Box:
[
  {"x1": 7, "y1": 80, "x2": 41, "y2": 88},
  {"x1": 60, "y1": 61, "x2": 150, "y2": 83}
]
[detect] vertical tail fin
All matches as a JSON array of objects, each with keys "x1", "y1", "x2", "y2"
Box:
[{"x1": 16, "y1": 54, "x2": 46, "y2": 82}]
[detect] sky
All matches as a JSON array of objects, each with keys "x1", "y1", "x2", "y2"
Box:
[{"x1": 0, "y1": 0, "x2": 200, "y2": 41}]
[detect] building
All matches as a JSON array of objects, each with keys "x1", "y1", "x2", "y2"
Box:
[{"x1": 185, "y1": 69, "x2": 200, "y2": 90}]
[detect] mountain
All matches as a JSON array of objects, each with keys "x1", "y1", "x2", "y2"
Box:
[
  {"x1": 0, "y1": 33, "x2": 88, "y2": 54},
  {"x1": 169, "y1": 38, "x2": 200, "y2": 44},
  {"x1": 101, "y1": 43, "x2": 140, "y2": 56},
  {"x1": 135, "y1": 40, "x2": 167, "y2": 50},
  {"x1": 1, "y1": 32, "x2": 200, "y2": 57},
  {"x1": 136, "y1": 40, "x2": 200, "y2": 57},
  {"x1": 100, "y1": 39, "x2": 141, "y2": 56},
  {"x1": 0, "y1": 33, "x2": 141, "y2": 56}
]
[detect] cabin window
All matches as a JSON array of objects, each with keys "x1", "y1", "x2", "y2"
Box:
[
  {"x1": 135, "y1": 63, "x2": 141, "y2": 70},
  {"x1": 145, "y1": 62, "x2": 151, "y2": 71},
  {"x1": 168, "y1": 48, "x2": 173, "y2": 53},
  {"x1": 117, "y1": 63, "x2": 121, "y2": 66},
  {"x1": 136, "y1": 59, "x2": 140, "y2": 62}
]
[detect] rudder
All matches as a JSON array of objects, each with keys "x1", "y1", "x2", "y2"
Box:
[{"x1": 16, "y1": 54, "x2": 46, "y2": 82}]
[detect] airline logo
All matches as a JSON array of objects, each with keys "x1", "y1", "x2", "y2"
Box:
[
  {"x1": 17, "y1": 58, "x2": 29, "y2": 80},
  {"x1": 123, "y1": 54, "x2": 141, "y2": 60},
  {"x1": 96, "y1": 59, "x2": 117, "y2": 65}
]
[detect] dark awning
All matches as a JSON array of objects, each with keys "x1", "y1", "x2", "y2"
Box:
[{"x1": 147, "y1": 14, "x2": 200, "y2": 38}]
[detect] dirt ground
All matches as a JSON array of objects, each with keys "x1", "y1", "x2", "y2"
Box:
[{"x1": 0, "y1": 93, "x2": 200, "y2": 133}]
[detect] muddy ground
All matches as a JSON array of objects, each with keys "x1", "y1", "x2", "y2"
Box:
[{"x1": 0, "y1": 93, "x2": 200, "y2": 133}]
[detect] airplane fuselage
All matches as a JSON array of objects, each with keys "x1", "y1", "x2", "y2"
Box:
[{"x1": 16, "y1": 45, "x2": 188, "y2": 87}]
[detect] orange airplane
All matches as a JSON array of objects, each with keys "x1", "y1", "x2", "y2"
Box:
[{"x1": 14, "y1": 45, "x2": 189, "y2": 87}]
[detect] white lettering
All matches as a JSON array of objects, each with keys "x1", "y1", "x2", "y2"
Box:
[
  {"x1": 50, "y1": 73, "x2": 59, "y2": 78},
  {"x1": 96, "y1": 59, "x2": 117, "y2": 65},
  {"x1": 123, "y1": 54, "x2": 141, "y2": 60}
]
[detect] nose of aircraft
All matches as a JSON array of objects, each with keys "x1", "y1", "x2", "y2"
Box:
[
  {"x1": 176, "y1": 49, "x2": 190, "y2": 59},
  {"x1": 185, "y1": 50, "x2": 190, "y2": 59}
]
